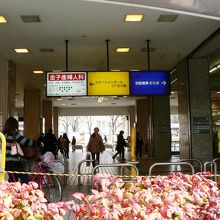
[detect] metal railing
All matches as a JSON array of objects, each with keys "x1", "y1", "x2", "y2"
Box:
[
  {"x1": 177, "y1": 158, "x2": 203, "y2": 172},
  {"x1": 92, "y1": 163, "x2": 139, "y2": 188},
  {"x1": 148, "y1": 162, "x2": 195, "y2": 179},
  {"x1": 77, "y1": 159, "x2": 94, "y2": 185},
  {"x1": 204, "y1": 161, "x2": 217, "y2": 182}
]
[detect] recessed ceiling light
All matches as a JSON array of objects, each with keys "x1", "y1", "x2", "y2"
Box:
[
  {"x1": 57, "y1": 98, "x2": 63, "y2": 101},
  {"x1": 216, "y1": 91, "x2": 220, "y2": 94},
  {"x1": 14, "y1": 48, "x2": 29, "y2": 53},
  {"x1": 116, "y1": 48, "x2": 130, "y2": 53},
  {"x1": 157, "y1": 14, "x2": 178, "y2": 22},
  {"x1": 33, "y1": 70, "x2": 43, "y2": 74},
  {"x1": 0, "y1": 16, "x2": 7, "y2": 23},
  {"x1": 125, "y1": 14, "x2": 143, "y2": 22}
]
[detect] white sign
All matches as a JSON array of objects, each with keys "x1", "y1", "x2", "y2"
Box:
[{"x1": 46, "y1": 72, "x2": 87, "y2": 96}]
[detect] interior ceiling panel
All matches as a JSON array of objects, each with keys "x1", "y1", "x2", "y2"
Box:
[
  {"x1": 84, "y1": 0, "x2": 220, "y2": 20},
  {"x1": 0, "y1": 0, "x2": 220, "y2": 107}
]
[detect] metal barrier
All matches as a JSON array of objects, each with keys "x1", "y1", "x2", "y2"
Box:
[
  {"x1": 177, "y1": 158, "x2": 203, "y2": 172},
  {"x1": 121, "y1": 161, "x2": 139, "y2": 176},
  {"x1": 77, "y1": 159, "x2": 94, "y2": 185},
  {"x1": 213, "y1": 157, "x2": 220, "y2": 163},
  {"x1": 148, "y1": 162, "x2": 195, "y2": 178},
  {"x1": 91, "y1": 163, "x2": 139, "y2": 188},
  {"x1": 52, "y1": 159, "x2": 67, "y2": 185},
  {"x1": 204, "y1": 161, "x2": 217, "y2": 182}
]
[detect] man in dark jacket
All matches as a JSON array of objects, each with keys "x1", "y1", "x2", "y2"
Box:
[
  {"x1": 43, "y1": 128, "x2": 57, "y2": 157},
  {"x1": 112, "y1": 130, "x2": 126, "y2": 161}
]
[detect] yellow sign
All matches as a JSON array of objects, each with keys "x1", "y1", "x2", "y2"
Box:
[{"x1": 88, "y1": 72, "x2": 129, "y2": 96}]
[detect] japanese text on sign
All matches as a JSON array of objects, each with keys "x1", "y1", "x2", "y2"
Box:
[{"x1": 48, "y1": 73, "x2": 85, "y2": 81}]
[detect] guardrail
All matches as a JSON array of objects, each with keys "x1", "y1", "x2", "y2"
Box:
[
  {"x1": 148, "y1": 162, "x2": 195, "y2": 179},
  {"x1": 77, "y1": 159, "x2": 94, "y2": 185},
  {"x1": 177, "y1": 158, "x2": 203, "y2": 172},
  {"x1": 204, "y1": 161, "x2": 217, "y2": 182},
  {"x1": 91, "y1": 163, "x2": 139, "y2": 188}
]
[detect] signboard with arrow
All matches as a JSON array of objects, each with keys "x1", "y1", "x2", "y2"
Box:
[
  {"x1": 129, "y1": 71, "x2": 170, "y2": 95},
  {"x1": 88, "y1": 71, "x2": 129, "y2": 96}
]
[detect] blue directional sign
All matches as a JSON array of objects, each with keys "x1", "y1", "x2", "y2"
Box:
[{"x1": 129, "y1": 71, "x2": 170, "y2": 96}]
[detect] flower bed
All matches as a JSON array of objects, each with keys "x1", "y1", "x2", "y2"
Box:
[{"x1": 0, "y1": 172, "x2": 220, "y2": 219}]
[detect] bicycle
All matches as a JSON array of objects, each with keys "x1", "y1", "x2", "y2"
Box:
[
  {"x1": 10, "y1": 152, "x2": 63, "y2": 203},
  {"x1": 28, "y1": 159, "x2": 63, "y2": 203}
]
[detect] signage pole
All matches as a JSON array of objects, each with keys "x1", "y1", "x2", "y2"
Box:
[
  {"x1": 65, "y1": 40, "x2": 69, "y2": 72},
  {"x1": 106, "y1": 39, "x2": 110, "y2": 71},
  {"x1": 0, "y1": 132, "x2": 6, "y2": 181},
  {"x1": 146, "y1": 39, "x2": 151, "y2": 71}
]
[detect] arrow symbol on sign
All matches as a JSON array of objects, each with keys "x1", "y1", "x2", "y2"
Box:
[
  {"x1": 89, "y1": 82, "x2": 94, "y2": 86},
  {"x1": 161, "y1": 81, "x2": 166, "y2": 85}
]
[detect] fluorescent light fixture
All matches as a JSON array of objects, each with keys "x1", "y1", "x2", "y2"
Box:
[
  {"x1": 130, "y1": 69, "x2": 139, "y2": 71},
  {"x1": 171, "y1": 91, "x2": 175, "y2": 94},
  {"x1": 0, "y1": 16, "x2": 7, "y2": 23},
  {"x1": 14, "y1": 48, "x2": 29, "y2": 53},
  {"x1": 57, "y1": 98, "x2": 63, "y2": 101},
  {"x1": 33, "y1": 70, "x2": 43, "y2": 74},
  {"x1": 216, "y1": 91, "x2": 220, "y2": 94},
  {"x1": 210, "y1": 67, "x2": 217, "y2": 73},
  {"x1": 125, "y1": 14, "x2": 143, "y2": 22},
  {"x1": 111, "y1": 69, "x2": 120, "y2": 71},
  {"x1": 171, "y1": 78, "x2": 177, "y2": 84},
  {"x1": 116, "y1": 48, "x2": 130, "y2": 52}
]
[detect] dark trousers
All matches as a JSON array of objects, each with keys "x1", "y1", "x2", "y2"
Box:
[
  {"x1": 6, "y1": 160, "x2": 28, "y2": 183},
  {"x1": 91, "y1": 152, "x2": 100, "y2": 167},
  {"x1": 113, "y1": 148, "x2": 124, "y2": 160}
]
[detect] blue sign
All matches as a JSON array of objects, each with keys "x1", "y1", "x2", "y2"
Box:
[{"x1": 129, "y1": 71, "x2": 170, "y2": 95}]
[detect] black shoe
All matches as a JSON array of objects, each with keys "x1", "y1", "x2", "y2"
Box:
[{"x1": 112, "y1": 156, "x2": 115, "y2": 162}]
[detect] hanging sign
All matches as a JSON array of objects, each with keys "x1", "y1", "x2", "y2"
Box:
[
  {"x1": 129, "y1": 71, "x2": 170, "y2": 95},
  {"x1": 88, "y1": 71, "x2": 129, "y2": 96},
  {"x1": 46, "y1": 72, "x2": 87, "y2": 97}
]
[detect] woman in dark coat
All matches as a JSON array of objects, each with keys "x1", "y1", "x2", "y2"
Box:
[{"x1": 112, "y1": 130, "x2": 126, "y2": 161}]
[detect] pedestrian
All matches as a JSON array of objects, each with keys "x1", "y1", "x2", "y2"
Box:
[
  {"x1": 71, "y1": 136, "x2": 76, "y2": 152},
  {"x1": 136, "y1": 131, "x2": 143, "y2": 158},
  {"x1": 112, "y1": 130, "x2": 126, "y2": 162},
  {"x1": 60, "y1": 133, "x2": 70, "y2": 158},
  {"x1": 2, "y1": 117, "x2": 36, "y2": 183},
  {"x1": 42, "y1": 128, "x2": 57, "y2": 158},
  {"x1": 87, "y1": 127, "x2": 105, "y2": 167}
]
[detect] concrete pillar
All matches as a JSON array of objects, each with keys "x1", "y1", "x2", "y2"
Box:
[
  {"x1": 53, "y1": 107, "x2": 59, "y2": 138},
  {"x1": 0, "y1": 61, "x2": 16, "y2": 129},
  {"x1": 150, "y1": 96, "x2": 171, "y2": 158},
  {"x1": 128, "y1": 106, "x2": 135, "y2": 135},
  {"x1": 24, "y1": 89, "x2": 41, "y2": 139},
  {"x1": 42, "y1": 100, "x2": 53, "y2": 133},
  {"x1": 177, "y1": 58, "x2": 213, "y2": 162},
  {"x1": 136, "y1": 98, "x2": 149, "y2": 155}
]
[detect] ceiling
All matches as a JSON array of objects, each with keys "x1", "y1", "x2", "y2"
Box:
[{"x1": 0, "y1": 0, "x2": 220, "y2": 108}]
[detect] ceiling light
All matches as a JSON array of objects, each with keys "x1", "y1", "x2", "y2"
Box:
[
  {"x1": 216, "y1": 91, "x2": 220, "y2": 94},
  {"x1": 111, "y1": 69, "x2": 120, "y2": 71},
  {"x1": 21, "y1": 15, "x2": 41, "y2": 23},
  {"x1": 0, "y1": 16, "x2": 7, "y2": 23},
  {"x1": 33, "y1": 70, "x2": 43, "y2": 74},
  {"x1": 57, "y1": 98, "x2": 63, "y2": 101},
  {"x1": 116, "y1": 48, "x2": 130, "y2": 53},
  {"x1": 124, "y1": 14, "x2": 143, "y2": 22},
  {"x1": 14, "y1": 48, "x2": 29, "y2": 53},
  {"x1": 157, "y1": 14, "x2": 178, "y2": 22}
]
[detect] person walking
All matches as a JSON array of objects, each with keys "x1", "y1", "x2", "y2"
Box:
[
  {"x1": 71, "y1": 136, "x2": 76, "y2": 152},
  {"x1": 42, "y1": 128, "x2": 57, "y2": 157},
  {"x1": 60, "y1": 133, "x2": 70, "y2": 158},
  {"x1": 3, "y1": 117, "x2": 36, "y2": 183},
  {"x1": 87, "y1": 127, "x2": 105, "y2": 167},
  {"x1": 136, "y1": 131, "x2": 144, "y2": 158},
  {"x1": 112, "y1": 130, "x2": 126, "y2": 162}
]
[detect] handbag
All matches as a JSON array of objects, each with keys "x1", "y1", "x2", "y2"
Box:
[
  {"x1": 86, "y1": 152, "x2": 91, "y2": 166},
  {"x1": 11, "y1": 141, "x2": 24, "y2": 157}
]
